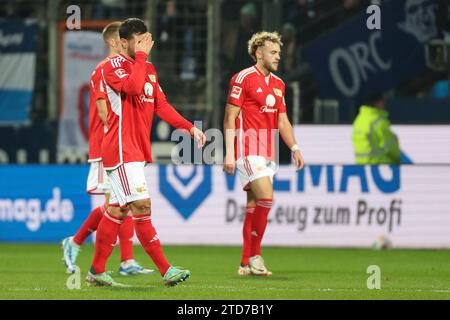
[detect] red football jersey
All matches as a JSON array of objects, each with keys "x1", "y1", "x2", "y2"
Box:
[
  {"x1": 101, "y1": 52, "x2": 193, "y2": 170},
  {"x1": 88, "y1": 58, "x2": 109, "y2": 162},
  {"x1": 227, "y1": 65, "x2": 286, "y2": 161}
]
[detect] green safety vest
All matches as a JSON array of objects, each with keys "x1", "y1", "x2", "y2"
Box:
[{"x1": 352, "y1": 106, "x2": 401, "y2": 165}]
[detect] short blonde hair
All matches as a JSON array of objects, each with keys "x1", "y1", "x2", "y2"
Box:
[
  {"x1": 248, "y1": 31, "x2": 283, "y2": 62},
  {"x1": 102, "y1": 21, "x2": 121, "y2": 43}
]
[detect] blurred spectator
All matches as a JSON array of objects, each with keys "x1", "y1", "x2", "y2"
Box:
[
  {"x1": 233, "y1": 3, "x2": 259, "y2": 73},
  {"x1": 84, "y1": 0, "x2": 128, "y2": 19},
  {"x1": 342, "y1": 0, "x2": 364, "y2": 11},
  {"x1": 158, "y1": 0, "x2": 177, "y2": 46},
  {"x1": 336, "y1": 0, "x2": 368, "y2": 23},
  {"x1": 279, "y1": 23, "x2": 302, "y2": 80},
  {"x1": 436, "y1": 0, "x2": 450, "y2": 40},
  {"x1": 278, "y1": 23, "x2": 316, "y2": 123},
  {"x1": 286, "y1": 0, "x2": 317, "y2": 32},
  {"x1": 155, "y1": 0, "x2": 207, "y2": 105},
  {"x1": 155, "y1": 0, "x2": 179, "y2": 98},
  {"x1": 0, "y1": 0, "x2": 41, "y2": 19},
  {"x1": 352, "y1": 93, "x2": 401, "y2": 164},
  {"x1": 99, "y1": 0, "x2": 126, "y2": 19}
]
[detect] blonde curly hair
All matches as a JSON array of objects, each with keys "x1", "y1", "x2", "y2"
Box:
[{"x1": 248, "y1": 31, "x2": 283, "y2": 62}]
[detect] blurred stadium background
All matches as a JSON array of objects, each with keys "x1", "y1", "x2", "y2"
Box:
[{"x1": 1, "y1": 0, "x2": 450, "y2": 286}]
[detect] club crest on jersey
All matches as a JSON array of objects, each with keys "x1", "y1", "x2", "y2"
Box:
[
  {"x1": 273, "y1": 88, "x2": 282, "y2": 97},
  {"x1": 114, "y1": 69, "x2": 128, "y2": 79},
  {"x1": 230, "y1": 85, "x2": 242, "y2": 99},
  {"x1": 148, "y1": 74, "x2": 156, "y2": 83}
]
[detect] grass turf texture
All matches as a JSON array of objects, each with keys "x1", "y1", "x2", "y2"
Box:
[{"x1": 0, "y1": 244, "x2": 449, "y2": 299}]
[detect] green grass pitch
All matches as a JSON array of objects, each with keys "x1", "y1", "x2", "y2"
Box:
[{"x1": 0, "y1": 244, "x2": 449, "y2": 300}]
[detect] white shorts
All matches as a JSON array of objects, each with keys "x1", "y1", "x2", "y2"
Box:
[
  {"x1": 107, "y1": 161, "x2": 150, "y2": 207},
  {"x1": 236, "y1": 156, "x2": 278, "y2": 191},
  {"x1": 86, "y1": 161, "x2": 111, "y2": 194}
]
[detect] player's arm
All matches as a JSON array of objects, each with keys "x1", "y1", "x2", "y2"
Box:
[
  {"x1": 104, "y1": 33, "x2": 154, "y2": 96},
  {"x1": 278, "y1": 112, "x2": 304, "y2": 170},
  {"x1": 93, "y1": 76, "x2": 108, "y2": 127},
  {"x1": 223, "y1": 104, "x2": 240, "y2": 175},
  {"x1": 96, "y1": 99, "x2": 108, "y2": 127},
  {"x1": 154, "y1": 82, "x2": 206, "y2": 148}
]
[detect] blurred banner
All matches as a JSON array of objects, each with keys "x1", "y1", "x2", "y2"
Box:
[
  {"x1": 0, "y1": 19, "x2": 38, "y2": 124},
  {"x1": 294, "y1": 125, "x2": 450, "y2": 164},
  {"x1": 304, "y1": 0, "x2": 439, "y2": 102},
  {"x1": 2, "y1": 164, "x2": 450, "y2": 248},
  {"x1": 0, "y1": 165, "x2": 91, "y2": 242},
  {"x1": 57, "y1": 30, "x2": 106, "y2": 157}
]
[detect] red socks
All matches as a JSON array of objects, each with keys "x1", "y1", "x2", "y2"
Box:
[
  {"x1": 241, "y1": 206, "x2": 255, "y2": 266},
  {"x1": 73, "y1": 205, "x2": 105, "y2": 246},
  {"x1": 91, "y1": 209, "x2": 122, "y2": 274},
  {"x1": 74, "y1": 205, "x2": 135, "y2": 263},
  {"x1": 250, "y1": 199, "x2": 273, "y2": 257},
  {"x1": 133, "y1": 214, "x2": 170, "y2": 276},
  {"x1": 118, "y1": 215, "x2": 134, "y2": 262}
]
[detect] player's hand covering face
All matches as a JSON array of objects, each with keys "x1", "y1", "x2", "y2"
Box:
[{"x1": 134, "y1": 32, "x2": 154, "y2": 56}]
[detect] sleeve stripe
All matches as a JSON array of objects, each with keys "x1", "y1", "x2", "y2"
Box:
[{"x1": 236, "y1": 67, "x2": 256, "y2": 84}]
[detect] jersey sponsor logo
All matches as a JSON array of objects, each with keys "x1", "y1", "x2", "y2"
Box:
[
  {"x1": 139, "y1": 96, "x2": 154, "y2": 104},
  {"x1": 273, "y1": 88, "x2": 283, "y2": 97},
  {"x1": 257, "y1": 87, "x2": 263, "y2": 93},
  {"x1": 260, "y1": 106, "x2": 278, "y2": 113},
  {"x1": 144, "y1": 82, "x2": 154, "y2": 96},
  {"x1": 114, "y1": 69, "x2": 128, "y2": 79},
  {"x1": 148, "y1": 74, "x2": 156, "y2": 83},
  {"x1": 260, "y1": 94, "x2": 278, "y2": 113},
  {"x1": 159, "y1": 165, "x2": 212, "y2": 220},
  {"x1": 230, "y1": 85, "x2": 242, "y2": 99},
  {"x1": 266, "y1": 94, "x2": 276, "y2": 107},
  {"x1": 140, "y1": 83, "x2": 155, "y2": 103}
]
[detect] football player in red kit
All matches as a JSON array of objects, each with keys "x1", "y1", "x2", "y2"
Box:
[
  {"x1": 223, "y1": 31, "x2": 305, "y2": 276},
  {"x1": 62, "y1": 21, "x2": 153, "y2": 276},
  {"x1": 86, "y1": 18, "x2": 206, "y2": 287}
]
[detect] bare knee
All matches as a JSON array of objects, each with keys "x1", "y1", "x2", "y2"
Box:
[
  {"x1": 131, "y1": 199, "x2": 152, "y2": 216},
  {"x1": 247, "y1": 190, "x2": 257, "y2": 208},
  {"x1": 107, "y1": 205, "x2": 129, "y2": 219},
  {"x1": 249, "y1": 177, "x2": 273, "y2": 200},
  {"x1": 247, "y1": 200, "x2": 256, "y2": 208}
]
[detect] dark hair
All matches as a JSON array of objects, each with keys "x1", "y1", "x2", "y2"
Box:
[
  {"x1": 102, "y1": 21, "x2": 121, "y2": 43},
  {"x1": 363, "y1": 92, "x2": 384, "y2": 106},
  {"x1": 119, "y1": 18, "x2": 147, "y2": 40}
]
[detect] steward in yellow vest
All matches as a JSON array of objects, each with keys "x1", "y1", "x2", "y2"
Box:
[{"x1": 352, "y1": 93, "x2": 401, "y2": 164}]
